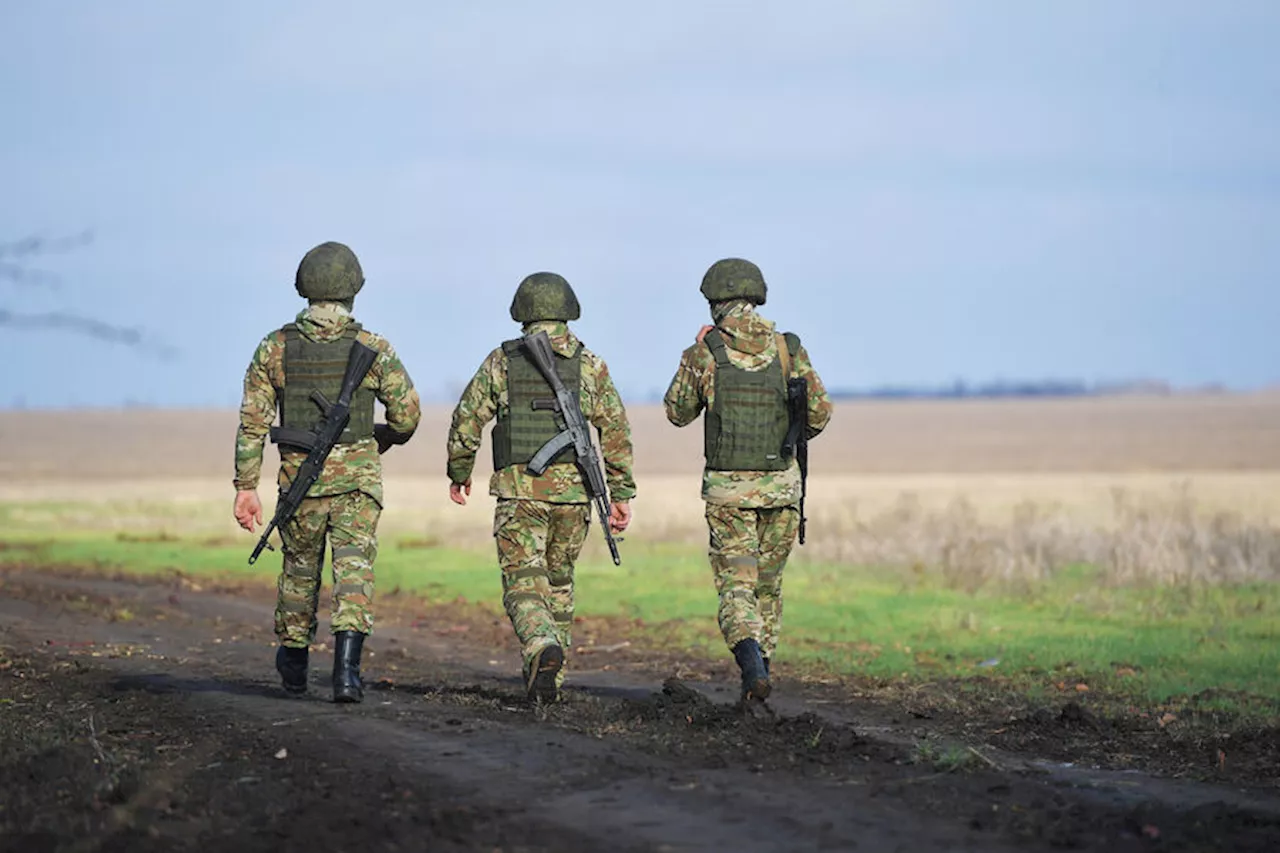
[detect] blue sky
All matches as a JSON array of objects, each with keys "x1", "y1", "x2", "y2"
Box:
[{"x1": 2, "y1": 1, "x2": 1277, "y2": 407}]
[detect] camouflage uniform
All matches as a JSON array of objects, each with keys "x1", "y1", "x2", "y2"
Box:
[
  {"x1": 664, "y1": 260, "x2": 831, "y2": 696},
  {"x1": 448, "y1": 297, "x2": 635, "y2": 700},
  {"x1": 235, "y1": 300, "x2": 421, "y2": 646}
]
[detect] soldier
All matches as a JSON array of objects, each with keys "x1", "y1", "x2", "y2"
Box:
[
  {"x1": 233, "y1": 241, "x2": 421, "y2": 704},
  {"x1": 447, "y1": 272, "x2": 635, "y2": 704},
  {"x1": 663, "y1": 258, "x2": 832, "y2": 703}
]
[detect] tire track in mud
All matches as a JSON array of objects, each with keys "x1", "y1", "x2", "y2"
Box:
[{"x1": 1, "y1": 567, "x2": 1278, "y2": 852}]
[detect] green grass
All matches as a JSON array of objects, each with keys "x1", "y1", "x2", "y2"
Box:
[
  {"x1": 911, "y1": 739, "x2": 991, "y2": 774},
  {"x1": 2, "y1": 515, "x2": 1278, "y2": 717}
]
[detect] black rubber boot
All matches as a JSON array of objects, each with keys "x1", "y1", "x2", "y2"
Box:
[
  {"x1": 733, "y1": 638, "x2": 771, "y2": 702},
  {"x1": 527, "y1": 644, "x2": 564, "y2": 705},
  {"x1": 332, "y1": 631, "x2": 366, "y2": 704},
  {"x1": 275, "y1": 645, "x2": 309, "y2": 695}
]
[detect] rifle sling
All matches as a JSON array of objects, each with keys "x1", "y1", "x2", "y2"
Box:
[{"x1": 776, "y1": 333, "x2": 792, "y2": 378}]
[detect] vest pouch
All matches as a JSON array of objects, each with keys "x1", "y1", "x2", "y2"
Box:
[
  {"x1": 277, "y1": 324, "x2": 376, "y2": 446},
  {"x1": 492, "y1": 338, "x2": 583, "y2": 471},
  {"x1": 703, "y1": 330, "x2": 791, "y2": 472}
]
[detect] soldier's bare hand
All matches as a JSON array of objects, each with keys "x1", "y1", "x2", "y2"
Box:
[
  {"x1": 609, "y1": 500, "x2": 632, "y2": 533},
  {"x1": 234, "y1": 490, "x2": 263, "y2": 533},
  {"x1": 696, "y1": 325, "x2": 715, "y2": 344},
  {"x1": 449, "y1": 479, "x2": 472, "y2": 506}
]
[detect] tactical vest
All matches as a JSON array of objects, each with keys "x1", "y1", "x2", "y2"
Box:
[
  {"x1": 274, "y1": 323, "x2": 375, "y2": 448},
  {"x1": 492, "y1": 338, "x2": 583, "y2": 471},
  {"x1": 703, "y1": 329, "x2": 800, "y2": 471}
]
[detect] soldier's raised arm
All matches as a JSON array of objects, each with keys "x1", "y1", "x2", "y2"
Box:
[
  {"x1": 663, "y1": 344, "x2": 710, "y2": 428},
  {"x1": 792, "y1": 343, "x2": 833, "y2": 439},
  {"x1": 584, "y1": 355, "x2": 636, "y2": 503}
]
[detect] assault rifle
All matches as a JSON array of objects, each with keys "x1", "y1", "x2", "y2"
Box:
[
  {"x1": 248, "y1": 340, "x2": 380, "y2": 565},
  {"x1": 522, "y1": 330, "x2": 622, "y2": 565},
  {"x1": 782, "y1": 376, "x2": 809, "y2": 545}
]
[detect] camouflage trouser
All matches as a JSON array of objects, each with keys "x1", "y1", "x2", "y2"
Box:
[
  {"x1": 706, "y1": 504, "x2": 800, "y2": 657},
  {"x1": 494, "y1": 498, "x2": 590, "y2": 684},
  {"x1": 275, "y1": 490, "x2": 381, "y2": 648}
]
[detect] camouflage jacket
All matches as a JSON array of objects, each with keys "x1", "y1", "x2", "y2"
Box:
[
  {"x1": 447, "y1": 321, "x2": 636, "y2": 504},
  {"x1": 664, "y1": 301, "x2": 832, "y2": 508},
  {"x1": 234, "y1": 301, "x2": 422, "y2": 505}
]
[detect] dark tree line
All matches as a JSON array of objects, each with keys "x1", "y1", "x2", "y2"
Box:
[{"x1": 828, "y1": 378, "x2": 1175, "y2": 401}]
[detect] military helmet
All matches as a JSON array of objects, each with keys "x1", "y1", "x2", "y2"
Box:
[
  {"x1": 295, "y1": 241, "x2": 365, "y2": 301},
  {"x1": 700, "y1": 258, "x2": 767, "y2": 305},
  {"x1": 509, "y1": 272, "x2": 581, "y2": 323}
]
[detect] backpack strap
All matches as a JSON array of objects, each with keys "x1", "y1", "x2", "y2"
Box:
[
  {"x1": 775, "y1": 334, "x2": 790, "y2": 378},
  {"x1": 777, "y1": 331, "x2": 801, "y2": 377},
  {"x1": 703, "y1": 329, "x2": 732, "y2": 368},
  {"x1": 281, "y1": 323, "x2": 301, "y2": 389}
]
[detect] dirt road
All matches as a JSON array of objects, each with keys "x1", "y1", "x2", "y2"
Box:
[{"x1": 1, "y1": 567, "x2": 1277, "y2": 852}]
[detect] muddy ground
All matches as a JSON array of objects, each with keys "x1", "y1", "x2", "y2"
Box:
[{"x1": 1, "y1": 566, "x2": 1277, "y2": 852}]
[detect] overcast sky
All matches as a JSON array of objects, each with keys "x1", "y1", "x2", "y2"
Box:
[{"x1": 2, "y1": 1, "x2": 1277, "y2": 407}]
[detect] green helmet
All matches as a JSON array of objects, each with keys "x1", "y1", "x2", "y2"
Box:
[
  {"x1": 509, "y1": 272, "x2": 581, "y2": 323},
  {"x1": 295, "y1": 241, "x2": 365, "y2": 301},
  {"x1": 700, "y1": 258, "x2": 767, "y2": 305}
]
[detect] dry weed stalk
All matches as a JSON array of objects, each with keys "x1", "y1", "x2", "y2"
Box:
[
  {"x1": 1103, "y1": 485, "x2": 1280, "y2": 585},
  {"x1": 805, "y1": 486, "x2": 1280, "y2": 588}
]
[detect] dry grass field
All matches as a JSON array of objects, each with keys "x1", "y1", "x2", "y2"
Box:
[
  {"x1": 2, "y1": 393, "x2": 1279, "y2": 583},
  {"x1": 4, "y1": 392, "x2": 1280, "y2": 478}
]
